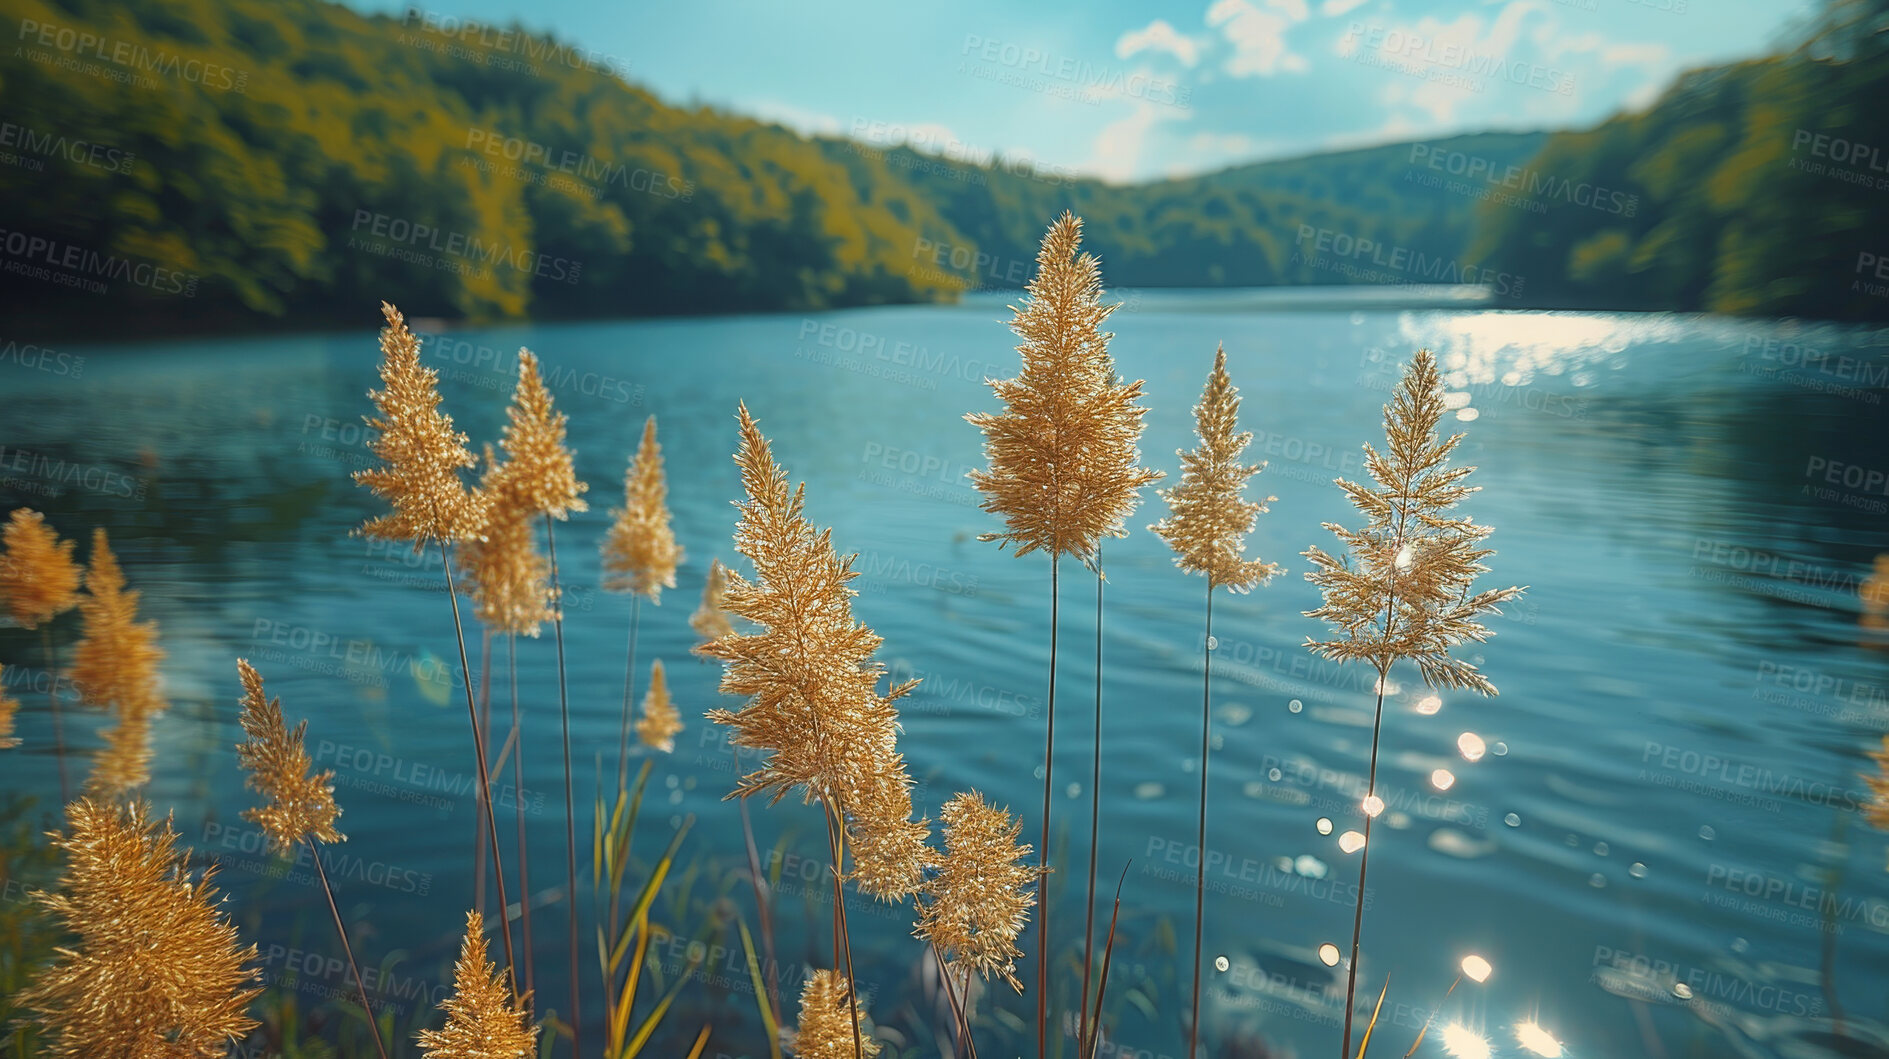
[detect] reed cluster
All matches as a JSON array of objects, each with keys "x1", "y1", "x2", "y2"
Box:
[{"x1": 0, "y1": 211, "x2": 1616, "y2": 1059}]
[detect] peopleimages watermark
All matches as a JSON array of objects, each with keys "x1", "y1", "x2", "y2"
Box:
[
  {"x1": 1640, "y1": 741, "x2": 1867, "y2": 813},
  {"x1": 1703, "y1": 863, "x2": 1889, "y2": 933},
  {"x1": 1753, "y1": 660, "x2": 1889, "y2": 724},
  {"x1": 1736, "y1": 334, "x2": 1886, "y2": 405},
  {"x1": 0, "y1": 445, "x2": 146, "y2": 500},
  {"x1": 1590, "y1": 945, "x2": 1822, "y2": 1018},
  {"x1": 461, "y1": 128, "x2": 693, "y2": 202},
  {"x1": 1142, "y1": 836, "x2": 1372, "y2": 910},
  {"x1": 1340, "y1": 22, "x2": 1575, "y2": 96},
  {"x1": 348, "y1": 210, "x2": 582, "y2": 286},
  {"x1": 1293, "y1": 225, "x2": 1524, "y2": 296},
  {"x1": 0, "y1": 228, "x2": 198, "y2": 297},
  {"x1": 0, "y1": 118, "x2": 135, "y2": 175},
  {"x1": 1803, "y1": 454, "x2": 1889, "y2": 514},
  {"x1": 399, "y1": 7, "x2": 626, "y2": 77},
  {"x1": 847, "y1": 118, "x2": 1077, "y2": 187},
  {"x1": 1406, "y1": 144, "x2": 1637, "y2": 217},
  {"x1": 1854, "y1": 251, "x2": 1889, "y2": 301},
  {"x1": 0, "y1": 337, "x2": 81, "y2": 377},
  {"x1": 202, "y1": 820, "x2": 434, "y2": 896},
  {"x1": 16, "y1": 17, "x2": 248, "y2": 92},
  {"x1": 957, "y1": 35, "x2": 1191, "y2": 109},
  {"x1": 1790, "y1": 129, "x2": 1889, "y2": 192}
]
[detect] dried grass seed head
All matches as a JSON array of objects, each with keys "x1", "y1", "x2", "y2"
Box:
[
  {"x1": 1151, "y1": 344, "x2": 1282, "y2": 593},
  {"x1": 235, "y1": 659, "x2": 344, "y2": 853},
  {"x1": 602, "y1": 415, "x2": 682, "y2": 600},
  {"x1": 0, "y1": 507, "x2": 82, "y2": 628},
  {"x1": 354, "y1": 302, "x2": 489, "y2": 543}
]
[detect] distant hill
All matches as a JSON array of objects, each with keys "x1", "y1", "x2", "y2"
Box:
[
  {"x1": 2, "y1": 0, "x2": 1880, "y2": 333},
  {"x1": 0, "y1": 0, "x2": 1543, "y2": 334}
]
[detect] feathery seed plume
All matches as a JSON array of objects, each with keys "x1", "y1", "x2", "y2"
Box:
[
  {"x1": 635, "y1": 659, "x2": 682, "y2": 752},
  {"x1": 459, "y1": 445, "x2": 556, "y2": 636},
  {"x1": 417, "y1": 909, "x2": 538, "y2": 1059},
  {"x1": 498, "y1": 349, "x2": 587, "y2": 521},
  {"x1": 235, "y1": 659, "x2": 344, "y2": 853},
  {"x1": 70, "y1": 529, "x2": 165, "y2": 719},
  {"x1": 701, "y1": 403, "x2": 933, "y2": 899},
  {"x1": 966, "y1": 211, "x2": 1162, "y2": 567},
  {"x1": 602, "y1": 416, "x2": 682, "y2": 600},
  {"x1": 790, "y1": 970, "x2": 881, "y2": 1059},
  {"x1": 915, "y1": 791, "x2": 1036, "y2": 993},
  {"x1": 354, "y1": 302, "x2": 489, "y2": 543},
  {"x1": 0, "y1": 666, "x2": 19, "y2": 748},
  {"x1": 689, "y1": 557, "x2": 735, "y2": 644},
  {"x1": 0, "y1": 508, "x2": 82, "y2": 628},
  {"x1": 20, "y1": 799, "x2": 260, "y2": 1057},
  {"x1": 85, "y1": 711, "x2": 154, "y2": 798},
  {"x1": 1152, "y1": 345, "x2": 1282, "y2": 592},
  {"x1": 1303, "y1": 348, "x2": 1523, "y2": 692},
  {"x1": 1865, "y1": 735, "x2": 1889, "y2": 837}
]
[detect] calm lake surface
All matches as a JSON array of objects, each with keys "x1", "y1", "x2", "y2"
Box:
[{"x1": 4, "y1": 289, "x2": 1889, "y2": 1058}]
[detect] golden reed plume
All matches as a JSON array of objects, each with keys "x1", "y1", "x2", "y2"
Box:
[
  {"x1": 602, "y1": 415, "x2": 682, "y2": 600},
  {"x1": 1153, "y1": 345, "x2": 1283, "y2": 592},
  {"x1": 70, "y1": 529, "x2": 167, "y2": 797},
  {"x1": 1865, "y1": 736, "x2": 1889, "y2": 836},
  {"x1": 1303, "y1": 348, "x2": 1523, "y2": 692},
  {"x1": 0, "y1": 507, "x2": 82, "y2": 628},
  {"x1": 417, "y1": 910, "x2": 539, "y2": 1059},
  {"x1": 636, "y1": 658, "x2": 682, "y2": 752},
  {"x1": 0, "y1": 666, "x2": 18, "y2": 748},
  {"x1": 500, "y1": 348, "x2": 588, "y2": 521},
  {"x1": 459, "y1": 445, "x2": 556, "y2": 636},
  {"x1": 690, "y1": 557, "x2": 735, "y2": 643},
  {"x1": 354, "y1": 302, "x2": 489, "y2": 543},
  {"x1": 966, "y1": 211, "x2": 1161, "y2": 567},
  {"x1": 915, "y1": 791, "x2": 1036, "y2": 993},
  {"x1": 235, "y1": 659, "x2": 344, "y2": 852},
  {"x1": 791, "y1": 970, "x2": 881, "y2": 1059},
  {"x1": 20, "y1": 799, "x2": 260, "y2": 1057},
  {"x1": 701, "y1": 403, "x2": 932, "y2": 900}
]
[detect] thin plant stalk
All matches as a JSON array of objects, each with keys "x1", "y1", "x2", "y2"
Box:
[
  {"x1": 1188, "y1": 584, "x2": 1213, "y2": 1059},
  {"x1": 475, "y1": 625, "x2": 493, "y2": 917},
  {"x1": 1340, "y1": 532, "x2": 1404, "y2": 1059},
  {"x1": 309, "y1": 838, "x2": 391, "y2": 1059},
  {"x1": 436, "y1": 537, "x2": 519, "y2": 998},
  {"x1": 43, "y1": 627, "x2": 68, "y2": 802},
  {"x1": 1340, "y1": 671, "x2": 1390, "y2": 1059},
  {"x1": 1084, "y1": 862, "x2": 1130, "y2": 1059},
  {"x1": 823, "y1": 801, "x2": 864, "y2": 1059},
  {"x1": 736, "y1": 750, "x2": 782, "y2": 1020},
  {"x1": 543, "y1": 515, "x2": 582, "y2": 1057},
  {"x1": 1078, "y1": 553, "x2": 1103, "y2": 1048},
  {"x1": 1402, "y1": 973, "x2": 1461, "y2": 1057},
  {"x1": 615, "y1": 596, "x2": 643, "y2": 794},
  {"x1": 510, "y1": 631, "x2": 536, "y2": 1002},
  {"x1": 929, "y1": 943, "x2": 978, "y2": 1059},
  {"x1": 1037, "y1": 554, "x2": 1061, "y2": 1059}
]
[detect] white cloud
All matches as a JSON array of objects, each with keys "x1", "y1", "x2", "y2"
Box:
[
  {"x1": 1207, "y1": 0, "x2": 1308, "y2": 77},
  {"x1": 1321, "y1": 0, "x2": 1371, "y2": 16},
  {"x1": 1116, "y1": 19, "x2": 1201, "y2": 66},
  {"x1": 747, "y1": 100, "x2": 842, "y2": 138},
  {"x1": 1085, "y1": 102, "x2": 1187, "y2": 182}
]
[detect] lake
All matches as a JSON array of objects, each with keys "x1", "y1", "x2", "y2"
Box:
[{"x1": 3, "y1": 288, "x2": 1888, "y2": 1058}]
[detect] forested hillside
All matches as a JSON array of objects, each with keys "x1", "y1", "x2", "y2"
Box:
[
  {"x1": 1466, "y1": 0, "x2": 1889, "y2": 317},
  {"x1": 0, "y1": 0, "x2": 1511, "y2": 334}
]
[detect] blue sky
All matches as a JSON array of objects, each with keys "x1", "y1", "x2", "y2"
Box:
[{"x1": 362, "y1": 0, "x2": 1814, "y2": 181}]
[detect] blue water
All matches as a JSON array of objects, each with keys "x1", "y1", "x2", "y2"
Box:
[{"x1": 3, "y1": 289, "x2": 1888, "y2": 1058}]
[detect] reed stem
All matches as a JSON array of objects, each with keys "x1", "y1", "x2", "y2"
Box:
[
  {"x1": 436, "y1": 539, "x2": 519, "y2": 1001},
  {"x1": 1078, "y1": 556, "x2": 1103, "y2": 1048},
  {"x1": 615, "y1": 596, "x2": 642, "y2": 796},
  {"x1": 542, "y1": 515, "x2": 582, "y2": 1057},
  {"x1": 309, "y1": 838, "x2": 390, "y2": 1059},
  {"x1": 43, "y1": 628, "x2": 68, "y2": 803},
  {"x1": 1038, "y1": 555, "x2": 1061, "y2": 1059},
  {"x1": 1339, "y1": 676, "x2": 1387, "y2": 1059},
  {"x1": 510, "y1": 631, "x2": 536, "y2": 1002},
  {"x1": 1402, "y1": 973, "x2": 1460, "y2": 1057},
  {"x1": 930, "y1": 943, "x2": 978, "y2": 1059},
  {"x1": 475, "y1": 625, "x2": 493, "y2": 918},
  {"x1": 736, "y1": 752, "x2": 782, "y2": 1021},
  {"x1": 823, "y1": 801, "x2": 863, "y2": 1059},
  {"x1": 1188, "y1": 584, "x2": 1213, "y2": 1059}
]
